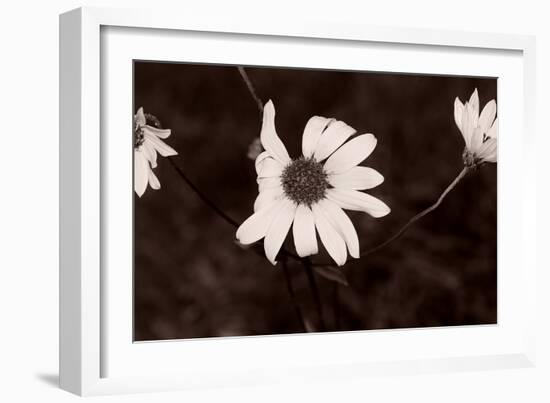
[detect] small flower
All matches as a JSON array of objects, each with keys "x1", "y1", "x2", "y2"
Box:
[
  {"x1": 454, "y1": 89, "x2": 498, "y2": 167},
  {"x1": 134, "y1": 107, "x2": 178, "y2": 197},
  {"x1": 236, "y1": 100, "x2": 390, "y2": 266}
]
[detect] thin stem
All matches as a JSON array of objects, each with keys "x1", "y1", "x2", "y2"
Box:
[
  {"x1": 360, "y1": 166, "x2": 470, "y2": 257},
  {"x1": 282, "y1": 257, "x2": 307, "y2": 332},
  {"x1": 169, "y1": 157, "x2": 302, "y2": 263},
  {"x1": 303, "y1": 257, "x2": 326, "y2": 331},
  {"x1": 237, "y1": 66, "x2": 264, "y2": 114},
  {"x1": 168, "y1": 157, "x2": 239, "y2": 228}
]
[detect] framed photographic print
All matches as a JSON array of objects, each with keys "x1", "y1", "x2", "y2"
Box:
[{"x1": 60, "y1": 6, "x2": 537, "y2": 396}]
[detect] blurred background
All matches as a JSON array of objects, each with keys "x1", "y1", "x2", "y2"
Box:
[{"x1": 133, "y1": 62, "x2": 497, "y2": 341}]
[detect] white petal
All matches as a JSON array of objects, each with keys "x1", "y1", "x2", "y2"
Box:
[
  {"x1": 135, "y1": 107, "x2": 146, "y2": 126},
  {"x1": 312, "y1": 203, "x2": 347, "y2": 266},
  {"x1": 313, "y1": 120, "x2": 356, "y2": 162},
  {"x1": 326, "y1": 188, "x2": 390, "y2": 218},
  {"x1": 478, "y1": 100, "x2": 497, "y2": 134},
  {"x1": 461, "y1": 103, "x2": 474, "y2": 149},
  {"x1": 260, "y1": 100, "x2": 291, "y2": 165},
  {"x1": 134, "y1": 151, "x2": 149, "y2": 197},
  {"x1": 264, "y1": 199, "x2": 297, "y2": 265},
  {"x1": 254, "y1": 185, "x2": 284, "y2": 212},
  {"x1": 292, "y1": 204, "x2": 318, "y2": 257},
  {"x1": 487, "y1": 117, "x2": 498, "y2": 140},
  {"x1": 469, "y1": 88, "x2": 480, "y2": 123},
  {"x1": 257, "y1": 157, "x2": 284, "y2": 178},
  {"x1": 477, "y1": 138, "x2": 497, "y2": 163},
  {"x1": 142, "y1": 143, "x2": 158, "y2": 168},
  {"x1": 257, "y1": 176, "x2": 282, "y2": 192},
  {"x1": 470, "y1": 127, "x2": 484, "y2": 154},
  {"x1": 236, "y1": 199, "x2": 284, "y2": 245},
  {"x1": 328, "y1": 166, "x2": 384, "y2": 190},
  {"x1": 143, "y1": 125, "x2": 172, "y2": 139},
  {"x1": 144, "y1": 133, "x2": 178, "y2": 157},
  {"x1": 323, "y1": 134, "x2": 377, "y2": 174},
  {"x1": 148, "y1": 169, "x2": 161, "y2": 190},
  {"x1": 255, "y1": 151, "x2": 271, "y2": 175},
  {"x1": 454, "y1": 97, "x2": 464, "y2": 132},
  {"x1": 302, "y1": 116, "x2": 332, "y2": 158},
  {"x1": 318, "y1": 199, "x2": 359, "y2": 258}
]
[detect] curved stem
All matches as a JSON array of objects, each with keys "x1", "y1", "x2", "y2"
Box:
[
  {"x1": 237, "y1": 66, "x2": 264, "y2": 114},
  {"x1": 169, "y1": 157, "x2": 302, "y2": 262},
  {"x1": 359, "y1": 166, "x2": 470, "y2": 257},
  {"x1": 168, "y1": 157, "x2": 239, "y2": 227},
  {"x1": 281, "y1": 257, "x2": 307, "y2": 332}
]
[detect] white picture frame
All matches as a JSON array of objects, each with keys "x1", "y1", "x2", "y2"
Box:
[{"x1": 59, "y1": 6, "x2": 537, "y2": 396}]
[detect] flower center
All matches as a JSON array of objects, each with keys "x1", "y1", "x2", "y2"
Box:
[
  {"x1": 134, "y1": 126, "x2": 145, "y2": 149},
  {"x1": 281, "y1": 157, "x2": 329, "y2": 206},
  {"x1": 134, "y1": 113, "x2": 162, "y2": 149}
]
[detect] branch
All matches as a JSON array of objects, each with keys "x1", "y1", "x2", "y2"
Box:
[
  {"x1": 168, "y1": 157, "x2": 239, "y2": 227},
  {"x1": 168, "y1": 157, "x2": 301, "y2": 262},
  {"x1": 360, "y1": 166, "x2": 470, "y2": 257},
  {"x1": 238, "y1": 66, "x2": 264, "y2": 114}
]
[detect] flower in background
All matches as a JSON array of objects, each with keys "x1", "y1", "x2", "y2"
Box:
[
  {"x1": 454, "y1": 89, "x2": 498, "y2": 167},
  {"x1": 134, "y1": 107, "x2": 178, "y2": 197},
  {"x1": 236, "y1": 100, "x2": 390, "y2": 266},
  {"x1": 247, "y1": 137, "x2": 263, "y2": 160}
]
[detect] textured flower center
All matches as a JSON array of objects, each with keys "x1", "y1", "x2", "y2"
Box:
[
  {"x1": 134, "y1": 126, "x2": 145, "y2": 149},
  {"x1": 134, "y1": 113, "x2": 162, "y2": 149},
  {"x1": 281, "y1": 157, "x2": 329, "y2": 206}
]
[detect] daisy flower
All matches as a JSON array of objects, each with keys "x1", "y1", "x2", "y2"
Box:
[
  {"x1": 236, "y1": 100, "x2": 390, "y2": 266},
  {"x1": 134, "y1": 107, "x2": 178, "y2": 197},
  {"x1": 454, "y1": 89, "x2": 498, "y2": 167}
]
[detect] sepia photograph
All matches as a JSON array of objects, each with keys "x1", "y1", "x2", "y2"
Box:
[{"x1": 133, "y1": 62, "x2": 497, "y2": 341}]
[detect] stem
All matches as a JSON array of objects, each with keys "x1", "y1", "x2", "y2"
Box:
[
  {"x1": 237, "y1": 66, "x2": 264, "y2": 114},
  {"x1": 168, "y1": 157, "x2": 239, "y2": 228},
  {"x1": 169, "y1": 157, "x2": 302, "y2": 263},
  {"x1": 303, "y1": 257, "x2": 326, "y2": 331},
  {"x1": 360, "y1": 166, "x2": 470, "y2": 257},
  {"x1": 169, "y1": 157, "x2": 307, "y2": 328},
  {"x1": 281, "y1": 257, "x2": 307, "y2": 332}
]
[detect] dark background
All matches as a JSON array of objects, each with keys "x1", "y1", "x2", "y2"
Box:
[{"x1": 133, "y1": 62, "x2": 497, "y2": 341}]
